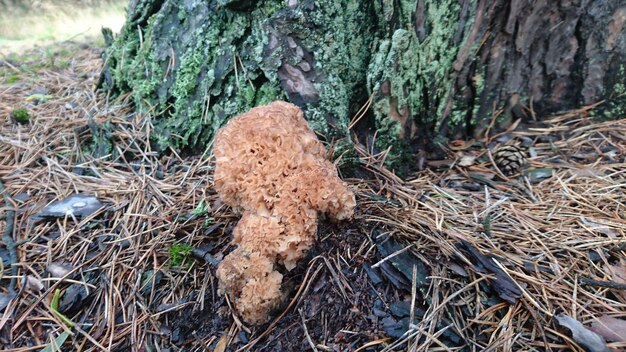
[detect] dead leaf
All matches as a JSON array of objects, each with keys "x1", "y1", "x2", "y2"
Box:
[
  {"x1": 590, "y1": 315, "x2": 626, "y2": 342},
  {"x1": 214, "y1": 334, "x2": 228, "y2": 352},
  {"x1": 446, "y1": 261, "x2": 469, "y2": 277},
  {"x1": 449, "y1": 139, "x2": 475, "y2": 150},
  {"x1": 426, "y1": 159, "x2": 453, "y2": 168},
  {"x1": 47, "y1": 262, "x2": 73, "y2": 278},
  {"x1": 25, "y1": 275, "x2": 44, "y2": 292},
  {"x1": 456, "y1": 240, "x2": 521, "y2": 304},
  {"x1": 523, "y1": 168, "x2": 554, "y2": 183},
  {"x1": 0, "y1": 292, "x2": 16, "y2": 312},
  {"x1": 376, "y1": 238, "x2": 430, "y2": 292},
  {"x1": 570, "y1": 168, "x2": 606, "y2": 178},
  {"x1": 457, "y1": 154, "x2": 476, "y2": 167},
  {"x1": 555, "y1": 314, "x2": 610, "y2": 352},
  {"x1": 580, "y1": 217, "x2": 619, "y2": 238},
  {"x1": 605, "y1": 260, "x2": 626, "y2": 285},
  {"x1": 37, "y1": 194, "x2": 104, "y2": 219}
]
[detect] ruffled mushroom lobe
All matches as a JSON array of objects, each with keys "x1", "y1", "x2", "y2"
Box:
[{"x1": 213, "y1": 101, "x2": 356, "y2": 324}]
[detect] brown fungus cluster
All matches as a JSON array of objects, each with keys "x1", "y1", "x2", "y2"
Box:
[{"x1": 213, "y1": 101, "x2": 356, "y2": 324}]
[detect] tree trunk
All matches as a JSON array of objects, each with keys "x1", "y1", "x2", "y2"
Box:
[{"x1": 102, "y1": 0, "x2": 626, "y2": 166}]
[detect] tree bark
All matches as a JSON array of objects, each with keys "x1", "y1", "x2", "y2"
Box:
[
  {"x1": 102, "y1": 0, "x2": 378, "y2": 157},
  {"x1": 102, "y1": 0, "x2": 626, "y2": 166},
  {"x1": 368, "y1": 0, "x2": 626, "y2": 144}
]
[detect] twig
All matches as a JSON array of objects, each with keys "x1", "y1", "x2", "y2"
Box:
[
  {"x1": 0, "y1": 177, "x2": 18, "y2": 294},
  {"x1": 299, "y1": 308, "x2": 319, "y2": 352},
  {"x1": 371, "y1": 243, "x2": 414, "y2": 269},
  {"x1": 579, "y1": 277, "x2": 626, "y2": 290}
]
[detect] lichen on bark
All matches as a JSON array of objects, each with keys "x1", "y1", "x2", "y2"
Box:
[{"x1": 367, "y1": 0, "x2": 467, "y2": 167}]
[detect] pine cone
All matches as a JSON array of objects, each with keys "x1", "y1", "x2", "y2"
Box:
[{"x1": 494, "y1": 145, "x2": 526, "y2": 175}]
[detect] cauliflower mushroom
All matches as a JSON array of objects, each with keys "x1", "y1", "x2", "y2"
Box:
[{"x1": 214, "y1": 101, "x2": 356, "y2": 324}]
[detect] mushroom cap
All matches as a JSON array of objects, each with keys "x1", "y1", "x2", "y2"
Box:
[{"x1": 214, "y1": 101, "x2": 327, "y2": 214}]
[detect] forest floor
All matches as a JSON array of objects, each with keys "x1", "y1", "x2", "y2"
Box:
[{"x1": 1, "y1": 41, "x2": 626, "y2": 352}]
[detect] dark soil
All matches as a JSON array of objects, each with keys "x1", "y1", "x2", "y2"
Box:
[{"x1": 164, "y1": 219, "x2": 412, "y2": 352}]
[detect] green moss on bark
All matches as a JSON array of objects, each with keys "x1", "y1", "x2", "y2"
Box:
[
  {"x1": 104, "y1": 0, "x2": 377, "y2": 159},
  {"x1": 101, "y1": 0, "x2": 626, "y2": 175},
  {"x1": 594, "y1": 63, "x2": 626, "y2": 120},
  {"x1": 367, "y1": 0, "x2": 465, "y2": 168}
]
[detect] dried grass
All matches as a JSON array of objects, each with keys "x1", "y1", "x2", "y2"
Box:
[
  {"x1": 1, "y1": 43, "x2": 231, "y2": 351},
  {"x1": 0, "y1": 42, "x2": 625, "y2": 351},
  {"x1": 356, "y1": 113, "x2": 626, "y2": 351}
]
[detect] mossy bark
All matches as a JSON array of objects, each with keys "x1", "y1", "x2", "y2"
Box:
[
  {"x1": 102, "y1": 0, "x2": 377, "y2": 156},
  {"x1": 103, "y1": 0, "x2": 626, "y2": 166},
  {"x1": 367, "y1": 0, "x2": 626, "y2": 164}
]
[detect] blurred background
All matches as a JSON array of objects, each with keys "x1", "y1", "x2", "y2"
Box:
[{"x1": 0, "y1": 0, "x2": 126, "y2": 55}]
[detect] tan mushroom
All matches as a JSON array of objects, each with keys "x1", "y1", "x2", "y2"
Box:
[{"x1": 214, "y1": 101, "x2": 356, "y2": 324}]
